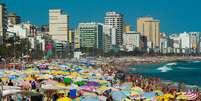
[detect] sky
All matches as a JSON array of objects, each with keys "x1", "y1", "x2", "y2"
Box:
[{"x1": 1, "y1": 0, "x2": 201, "y2": 33}]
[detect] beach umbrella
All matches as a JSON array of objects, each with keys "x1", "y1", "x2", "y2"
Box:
[
  {"x1": 162, "y1": 80, "x2": 173, "y2": 85},
  {"x1": 143, "y1": 92, "x2": 156, "y2": 99},
  {"x1": 3, "y1": 89, "x2": 23, "y2": 97},
  {"x1": 131, "y1": 86, "x2": 144, "y2": 95},
  {"x1": 176, "y1": 94, "x2": 188, "y2": 100},
  {"x1": 80, "y1": 86, "x2": 96, "y2": 92},
  {"x1": 64, "y1": 78, "x2": 73, "y2": 84},
  {"x1": 8, "y1": 75, "x2": 16, "y2": 80},
  {"x1": 122, "y1": 98, "x2": 132, "y2": 101},
  {"x1": 154, "y1": 95, "x2": 163, "y2": 101},
  {"x1": 80, "y1": 96, "x2": 99, "y2": 101},
  {"x1": 1, "y1": 77, "x2": 8, "y2": 81},
  {"x1": 42, "y1": 84, "x2": 68, "y2": 90},
  {"x1": 122, "y1": 90, "x2": 131, "y2": 97},
  {"x1": 112, "y1": 91, "x2": 127, "y2": 101},
  {"x1": 154, "y1": 90, "x2": 164, "y2": 96},
  {"x1": 96, "y1": 86, "x2": 110, "y2": 94},
  {"x1": 184, "y1": 92, "x2": 199, "y2": 100},
  {"x1": 57, "y1": 97, "x2": 72, "y2": 101},
  {"x1": 85, "y1": 82, "x2": 100, "y2": 87},
  {"x1": 74, "y1": 81, "x2": 86, "y2": 86},
  {"x1": 3, "y1": 86, "x2": 21, "y2": 90},
  {"x1": 168, "y1": 83, "x2": 179, "y2": 89},
  {"x1": 163, "y1": 93, "x2": 174, "y2": 100},
  {"x1": 98, "y1": 95, "x2": 107, "y2": 101},
  {"x1": 120, "y1": 83, "x2": 132, "y2": 90},
  {"x1": 43, "y1": 79, "x2": 58, "y2": 85}
]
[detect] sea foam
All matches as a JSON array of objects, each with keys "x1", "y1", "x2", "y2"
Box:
[
  {"x1": 157, "y1": 66, "x2": 173, "y2": 72},
  {"x1": 156, "y1": 62, "x2": 176, "y2": 72}
]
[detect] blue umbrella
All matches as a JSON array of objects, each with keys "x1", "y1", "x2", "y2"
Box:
[
  {"x1": 8, "y1": 75, "x2": 16, "y2": 80},
  {"x1": 80, "y1": 97, "x2": 99, "y2": 101},
  {"x1": 112, "y1": 91, "x2": 127, "y2": 101},
  {"x1": 120, "y1": 83, "x2": 132, "y2": 90},
  {"x1": 143, "y1": 92, "x2": 156, "y2": 99}
]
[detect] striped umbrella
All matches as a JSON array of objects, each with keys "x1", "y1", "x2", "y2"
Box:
[{"x1": 184, "y1": 92, "x2": 199, "y2": 100}]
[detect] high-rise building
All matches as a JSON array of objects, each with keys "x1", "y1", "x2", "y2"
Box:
[
  {"x1": 8, "y1": 13, "x2": 21, "y2": 26},
  {"x1": 123, "y1": 24, "x2": 131, "y2": 33},
  {"x1": 102, "y1": 25, "x2": 116, "y2": 53},
  {"x1": 74, "y1": 30, "x2": 80, "y2": 49},
  {"x1": 180, "y1": 32, "x2": 190, "y2": 54},
  {"x1": 170, "y1": 34, "x2": 181, "y2": 54},
  {"x1": 0, "y1": 3, "x2": 7, "y2": 44},
  {"x1": 68, "y1": 30, "x2": 75, "y2": 51},
  {"x1": 105, "y1": 12, "x2": 123, "y2": 45},
  {"x1": 49, "y1": 9, "x2": 69, "y2": 41},
  {"x1": 137, "y1": 17, "x2": 160, "y2": 48},
  {"x1": 78, "y1": 23, "x2": 103, "y2": 49},
  {"x1": 123, "y1": 31, "x2": 145, "y2": 51},
  {"x1": 189, "y1": 32, "x2": 200, "y2": 53}
]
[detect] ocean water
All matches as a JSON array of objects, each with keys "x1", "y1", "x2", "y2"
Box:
[{"x1": 131, "y1": 60, "x2": 201, "y2": 87}]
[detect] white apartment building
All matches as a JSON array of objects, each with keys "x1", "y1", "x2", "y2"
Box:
[
  {"x1": 123, "y1": 31, "x2": 141, "y2": 51},
  {"x1": 105, "y1": 12, "x2": 123, "y2": 45},
  {"x1": 49, "y1": 9, "x2": 69, "y2": 41}
]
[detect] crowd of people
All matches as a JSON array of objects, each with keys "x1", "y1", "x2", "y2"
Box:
[{"x1": 0, "y1": 58, "x2": 200, "y2": 101}]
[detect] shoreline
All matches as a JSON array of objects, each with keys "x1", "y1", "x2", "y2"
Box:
[{"x1": 99, "y1": 56, "x2": 201, "y2": 89}]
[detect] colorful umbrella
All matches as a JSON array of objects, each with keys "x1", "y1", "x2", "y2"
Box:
[
  {"x1": 112, "y1": 91, "x2": 127, "y2": 101},
  {"x1": 131, "y1": 86, "x2": 144, "y2": 95},
  {"x1": 184, "y1": 92, "x2": 199, "y2": 100},
  {"x1": 64, "y1": 78, "x2": 73, "y2": 84},
  {"x1": 57, "y1": 97, "x2": 72, "y2": 101},
  {"x1": 176, "y1": 94, "x2": 188, "y2": 100}
]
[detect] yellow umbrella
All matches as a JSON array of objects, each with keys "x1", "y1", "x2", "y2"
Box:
[
  {"x1": 164, "y1": 93, "x2": 174, "y2": 98},
  {"x1": 71, "y1": 72, "x2": 80, "y2": 77},
  {"x1": 24, "y1": 76, "x2": 33, "y2": 81},
  {"x1": 154, "y1": 96, "x2": 163, "y2": 101},
  {"x1": 1, "y1": 77, "x2": 8, "y2": 81},
  {"x1": 56, "y1": 83, "x2": 66, "y2": 87},
  {"x1": 164, "y1": 93, "x2": 174, "y2": 101},
  {"x1": 176, "y1": 94, "x2": 188, "y2": 100},
  {"x1": 95, "y1": 80, "x2": 108, "y2": 84},
  {"x1": 57, "y1": 97, "x2": 72, "y2": 101}
]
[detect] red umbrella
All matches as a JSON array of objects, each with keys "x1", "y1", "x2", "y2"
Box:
[{"x1": 184, "y1": 92, "x2": 199, "y2": 100}]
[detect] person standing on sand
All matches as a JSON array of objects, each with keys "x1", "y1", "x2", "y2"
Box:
[{"x1": 0, "y1": 79, "x2": 3, "y2": 101}]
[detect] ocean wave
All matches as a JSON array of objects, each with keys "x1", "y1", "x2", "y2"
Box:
[
  {"x1": 192, "y1": 60, "x2": 201, "y2": 63},
  {"x1": 176, "y1": 67, "x2": 198, "y2": 70},
  {"x1": 166, "y1": 62, "x2": 177, "y2": 66},
  {"x1": 157, "y1": 66, "x2": 173, "y2": 72}
]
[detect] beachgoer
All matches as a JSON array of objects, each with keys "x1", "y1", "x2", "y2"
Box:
[{"x1": 8, "y1": 79, "x2": 14, "y2": 86}]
